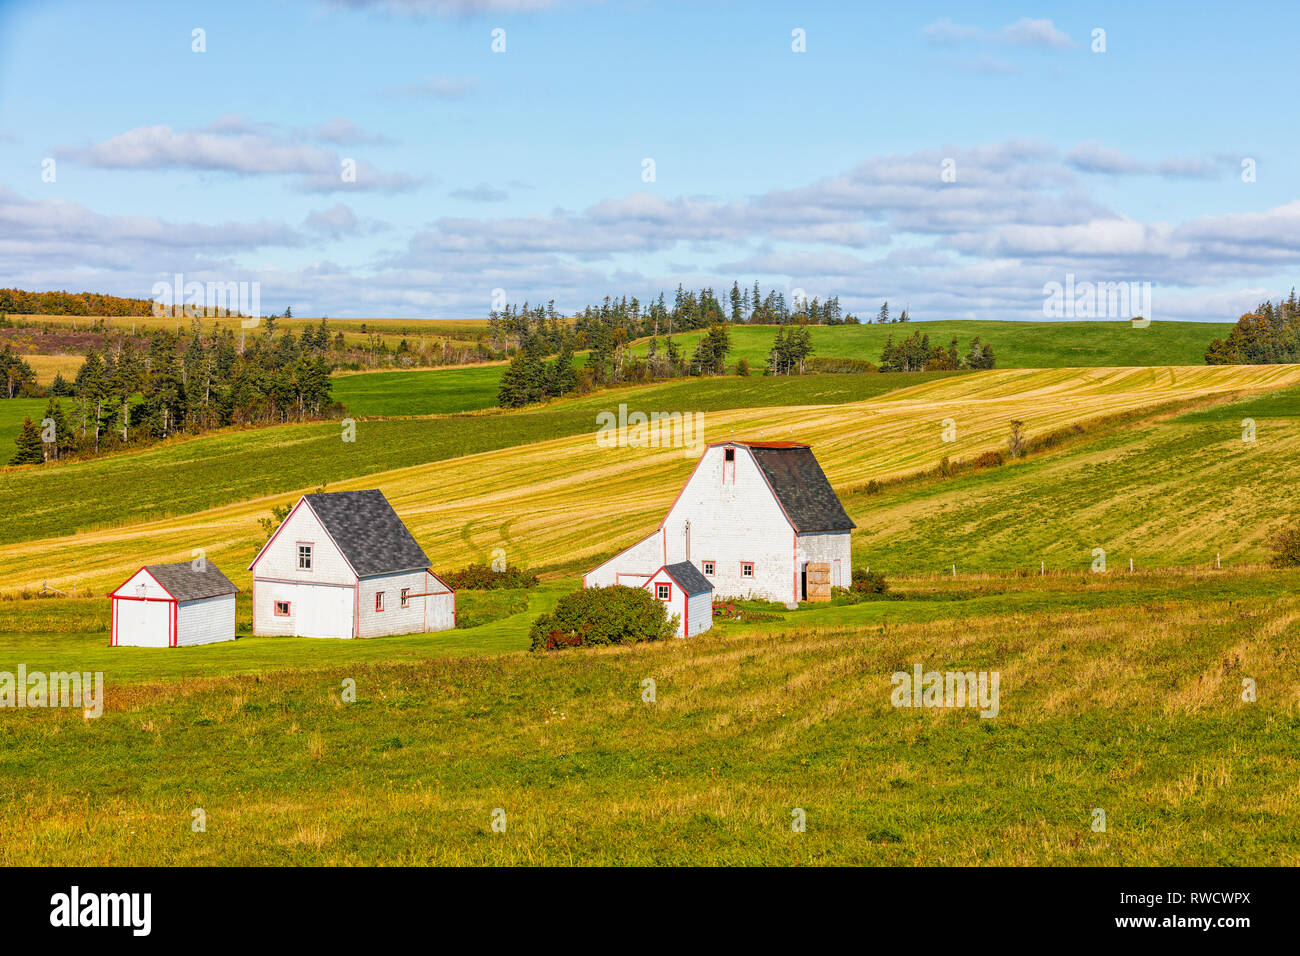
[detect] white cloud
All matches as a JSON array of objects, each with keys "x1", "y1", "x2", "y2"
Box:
[{"x1": 57, "y1": 120, "x2": 421, "y2": 193}]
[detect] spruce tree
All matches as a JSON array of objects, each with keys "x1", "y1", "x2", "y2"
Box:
[{"x1": 10, "y1": 417, "x2": 44, "y2": 465}]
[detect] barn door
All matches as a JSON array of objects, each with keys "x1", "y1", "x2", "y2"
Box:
[{"x1": 806, "y1": 563, "x2": 831, "y2": 602}]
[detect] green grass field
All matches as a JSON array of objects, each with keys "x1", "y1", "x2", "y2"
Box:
[
  {"x1": 633, "y1": 320, "x2": 1232, "y2": 371},
  {"x1": 1, "y1": 567, "x2": 1295, "y2": 864}
]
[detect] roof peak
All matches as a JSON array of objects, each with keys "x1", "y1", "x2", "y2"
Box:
[{"x1": 710, "y1": 440, "x2": 809, "y2": 449}]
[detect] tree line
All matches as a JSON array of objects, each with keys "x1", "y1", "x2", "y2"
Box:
[
  {"x1": 1205, "y1": 291, "x2": 1300, "y2": 364},
  {"x1": 9, "y1": 320, "x2": 339, "y2": 465},
  {"x1": 0, "y1": 288, "x2": 157, "y2": 317}
]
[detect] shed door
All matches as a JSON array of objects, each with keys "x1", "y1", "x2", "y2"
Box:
[
  {"x1": 297, "y1": 585, "x2": 355, "y2": 639},
  {"x1": 117, "y1": 598, "x2": 171, "y2": 647},
  {"x1": 806, "y1": 563, "x2": 831, "y2": 603}
]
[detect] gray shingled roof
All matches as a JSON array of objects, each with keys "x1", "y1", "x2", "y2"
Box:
[
  {"x1": 145, "y1": 561, "x2": 239, "y2": 602},
  {"x1": 745, "y1": 444, "x2": 856, "y2": 533},
  {"x1": 663, "y1": 561, "x2": 713, "y2": 596},
  {"x1": 305, "y1": 490, "x2": 430, "y2": 578}
]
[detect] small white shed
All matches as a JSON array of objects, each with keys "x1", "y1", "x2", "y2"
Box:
[
  {"x1": 110, "y1": 562, "x2": 239, "y2": 647},
  {"x1": 644, "y1": 562, "x2": 714, "y2": 638}
]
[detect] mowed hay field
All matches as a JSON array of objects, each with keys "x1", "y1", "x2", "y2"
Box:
[
  {"x1": 4, "y1": 364, "x2": 1300, "y2": 597},
  {"x1": 2, "y1": 569, "x2": 1297, "y2": 865}
]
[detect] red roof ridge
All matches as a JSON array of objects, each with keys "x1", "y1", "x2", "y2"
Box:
[{"x1": 708, "y1": 439, "x2": 809, "y2": 449}]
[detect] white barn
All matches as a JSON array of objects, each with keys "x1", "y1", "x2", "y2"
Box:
[
  {"x1": 585, "y1": 441, "x2": 854, "y2": 605},
  {"x1": 110, "y1": 561, "x2": 239, "y2": 647},
  {"x1": 644, "y1": 562, "x2": 714, "y2": 638},
  {"x1": 248, "y1": 489, "x2": 454, "y2": 639}
]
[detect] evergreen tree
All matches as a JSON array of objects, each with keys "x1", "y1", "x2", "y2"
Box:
[{"x1": 9, "y1": 416, "x2": 44, "y2": 465}]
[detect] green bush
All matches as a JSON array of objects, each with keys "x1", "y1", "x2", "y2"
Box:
[
  {"x1": 1267, "y1": 520, "x2": 1300, "y2": 568},
  {"x1": 850, "y1": 568, "x2": 890, "y2": 595},
  {"x1": 529, "y1": 585, "x2": 676, "y2": 651},
  {"x1": 830, "y1": 586, "x2": 860, "y2": 605},
  {"x1": 438, "y1": 563, "x2": 539, "y2": 590}
]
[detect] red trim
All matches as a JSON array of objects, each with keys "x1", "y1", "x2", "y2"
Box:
[
  {"x1": 110, "y1": 594, "x2": 177, "y2": 603},
  {"x1": 400, "y1": 587, "x2": 410, "y2": 609},
  {"x1": 248, "y1": 497, "x2": 308, "y2": 572},
  {"x1": 249, "y1": 497, "x2": 362, "y2": 580},
  {"x1": 353, "y1": 581, "x2": 360, "y2": 637},
  {"x1": 702, "y1": 559, "x2": 716, "y2": 577},
  {"x1": 741, "y1": 561, "x2": 755, "y2": 579},
  {"x1": 274, "y1": 600, "x2": 292, "y2": 617},
  {"x1": 708, "y1": 440, "x2": 808, "y2": 449},
  {"x1": 252, "y1": 575, "x2": 353, "y2": 588},
  {"x1": 425, "y1": 569, "x2": 455, "y2": 595},
  {"x1": 584, "y1": 529, "x2": 664, "y2": 583},
  {"x1": 109, "y1": 566, "x2": 175, "y2": 600},
  {"x1": 110, "y1": 598, "x2": 117, "y2": 646},
  {"x1": 654, "y1": 581, "x2": 673, "y2": 602},
  {"x1": 793, "y1": 530, "x2": 799, "y2": 603},
  {"x1": 376, "y1": 590, "x2": 385, "y2": 612},
  {"x1": 171, "y1": 601, "x2": 178, "y2": 647}
]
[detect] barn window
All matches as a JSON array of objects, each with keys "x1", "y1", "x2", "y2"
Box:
[
  {"x1": 702, "y1": 561, "x2": 715, "y2": 576},
  {"x1": 400, "y1": 588, "x2": 410, "y2": 608},
  {"x1": 656, "y1": 583, "x2": 671, "y2": 600},
  {"x1": 375, "y1": 591, "x2": 385, "y2": 612},
  {"x1": 274, "y1": 600, "x2": 291, "y2": 617},
  {"x1": 741, "y1": 562, "x2": 754, "y2": 578},
  {"x1": 723, "y1": 446, "x2": 736, "y2": 483},
  {"x1": 297, "y1": 544, "x2": 313, "y2": 570},
  {"x1": 724, "y1": 448, "x2": 735, "y2": 462}
]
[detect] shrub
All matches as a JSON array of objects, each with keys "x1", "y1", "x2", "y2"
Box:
[
  {"x1": 438, "y1": 563, "x2": 539, "y2": 590},
  {"x1": 830, "y1": 586, "x2": 860, "y2": 605},
  {"x1": 850, "y1": 568, "x2": 890, "y2": 595},
  {"x1": 1267, "y1": 519, "x2": 1300, "y2": 568},
  {"x1": 530, "y1": 585, "x2": 676, "y2": 651},
  {"x1": 972, "y1": 450, "x2": 1004, "y2": 469},
  {"x1": 806, "y1": 356, "x2": 877, "y2": 374},
  {"x1": 736, "y1": 358, "x2": 751, "y2": 376}
]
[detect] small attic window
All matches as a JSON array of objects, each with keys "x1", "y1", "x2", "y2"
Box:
[{"x1": 724, "y1": 448, "x2": 735, "y2": 462}]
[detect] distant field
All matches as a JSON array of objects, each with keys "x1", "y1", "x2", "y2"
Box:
[
  {"x1": 25, "y1": 354, "x2": 83, "y2": 385},
  {"x1": 632, "y1": 320, "x2": 1233, "y2": 371},
  {"x1": 0, "y1": 372, "x2": 959, "y2": 546},
  {"x1": 2, "y1": 566, "x2": 1295, "y2": 864},
  {"x1": 7, "y1": 364, "x2": 1299, "y2": 595},
  {"x1": 332, "y1": 365, "x2": 505, "y2": 416},
  {"x1": 0, "y1": 397, "x2": 46, "y2": 448},
  {"x1": 19, "y1": 313, "x2": 490, "y2": 339}
]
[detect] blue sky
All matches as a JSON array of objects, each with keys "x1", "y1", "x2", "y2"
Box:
[{"x1": 2, "y1": 0, "x2": 1298, "y2": 320}]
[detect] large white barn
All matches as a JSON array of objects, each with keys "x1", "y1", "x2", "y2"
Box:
[
  {"x1": 585, "y1": 441, "x2": 854, "y2": 605},
  {"x1": 110, "y1": 561, "x2": 239, "y2": 647},
  {"x1": 248, "y1": 489, "x2": 454, "y2": 639}
]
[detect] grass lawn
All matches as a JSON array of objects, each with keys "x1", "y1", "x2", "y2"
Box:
[{"x1": 1, "y1": 567, "x2": 1295, "y2": 865}]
